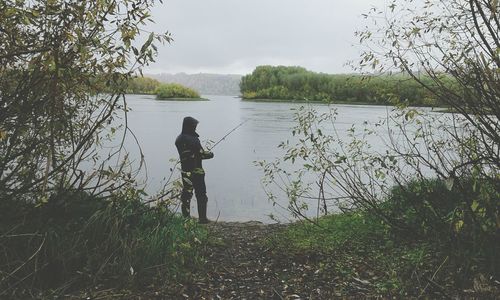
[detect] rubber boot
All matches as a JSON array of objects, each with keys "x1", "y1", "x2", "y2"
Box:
[{"x1": 197, "y1": 200, "x2": 210, "y2": 224}]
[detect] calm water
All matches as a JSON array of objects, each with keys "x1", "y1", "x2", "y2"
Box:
[{"x1": 116, "y1": 95, "x2": 406, "y2": 223}]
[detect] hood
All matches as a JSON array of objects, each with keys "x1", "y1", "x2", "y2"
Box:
[{"x1": 181, "y1": 116, "x2": 199, "y2": 135}]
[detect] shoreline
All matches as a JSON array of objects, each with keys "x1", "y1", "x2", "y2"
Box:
[
  {"x1": 240, "y1": 97, "x2": 441, "y2": 108},
  {"x1": 156, "y1": 97, "x2": 209, "y2": 101}
]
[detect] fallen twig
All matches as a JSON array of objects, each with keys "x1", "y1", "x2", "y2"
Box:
[
  {"x1": 0, "y1": 234, "x2": 46, "y2": 295},
  {"x1": 272, "y1": 287, "x2": 284, "y2": 300},
  {"x1": 420, "y1": 256, "x2": 448, "y2": 297}
]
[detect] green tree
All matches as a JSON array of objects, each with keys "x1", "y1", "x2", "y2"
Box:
[
  {"x1": 240, "y1": 65, "x2": 440, "y2": 105},
  {"x1": 127, "y1": 76, "x2": 162, "y2": 94},
  {"x1": 0, "y1": 1, "x2": 180, "y2": 294},
  {"x1": 0, "y1": 0, "x2": 170, "y2": 199}
]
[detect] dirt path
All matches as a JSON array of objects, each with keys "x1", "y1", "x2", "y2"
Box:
[{"x1": 175, "y1": 221, "x2": 351, "y2": 300}]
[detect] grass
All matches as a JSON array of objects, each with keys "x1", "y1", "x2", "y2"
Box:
[
  {"x1": 0, "y1": 191, "x2": 208, "y2": 297},
  {"x1": 268, "y1": 176, "x2": 500, "y2": 297},
  {"x1": 270, "y1": 212, "x2": 385, "y2": 251},
  {"x1": 267, "y1": 212, "x2": 448, "y2": 297}
]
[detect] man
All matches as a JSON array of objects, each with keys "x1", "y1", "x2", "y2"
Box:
[{"x1": 175, "y1": 116, "x2": 214, "y2": 223}]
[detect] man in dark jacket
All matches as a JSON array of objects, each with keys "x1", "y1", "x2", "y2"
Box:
[{"x1": 175, "y1": 116, "x2": 214, "y2": 223}]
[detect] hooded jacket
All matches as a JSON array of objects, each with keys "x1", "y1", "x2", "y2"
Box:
[{"x1": 175, "y1": 116, "x2": 213, "y2": 172}]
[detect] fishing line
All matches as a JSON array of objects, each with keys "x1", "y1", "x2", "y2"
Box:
[{"x1": 207, "y1": 119, "x2": 249, "y2": 151}]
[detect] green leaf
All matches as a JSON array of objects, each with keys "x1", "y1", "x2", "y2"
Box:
[
  {"x1": 141, "y1": 32, "x2": 154, "y2": 54},
  {"x1": 470, "y1": 200, "x2": 479, "y2": 212}
]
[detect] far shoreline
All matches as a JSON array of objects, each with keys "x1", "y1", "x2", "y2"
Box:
[
  {"x1": 123, "y1": 93, "x2": 209, "y2": 101},
  {"x1": 124, "y1": 93, "x2": 447, "y2": 110},
  {"x1": 156, "y1": 97, "x2": 209, "y2": 101},
  {"x1": 240, "y1": 97, "x2": 442, "y2": 108}
]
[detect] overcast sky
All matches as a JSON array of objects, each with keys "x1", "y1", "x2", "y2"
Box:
[{"x1": 144, "y1": 0, "x2": 388, "y2": 75}]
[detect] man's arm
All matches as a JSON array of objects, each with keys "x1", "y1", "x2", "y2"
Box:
[{"x1": 194, "y1": 138, "x2": 214, "y2": 160}]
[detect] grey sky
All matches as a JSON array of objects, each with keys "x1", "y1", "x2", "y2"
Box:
[{"x1": 145, "y1": 0, "x2": 387, "y2": 75}]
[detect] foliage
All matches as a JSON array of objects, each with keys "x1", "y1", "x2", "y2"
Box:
[
  {"x1": 0, "y1": 191, "x2": 207, "y2": 296},
  {"x1": 355, "y1": 0, "x2": 499, "y2": 171},
  {"x1": 0, "y1": 0, "x2": 171, "y2": 200},
  {"x1": 126, "y1": 76, "x2": 161, "y2": 94},
  {"x1": 155, "y1": 83, "x2": 201, "y2": 99},
  {"x1": 0, "y1": 0, "x2": 207, "y2": 296},
  {"x1": 258, "y1": 0, "x2": 499, "y2": 290},
  {"x1": 259, "y1": 103, "x2": 499, "y2": 291},
  {"x1": 271, "y1": 196, "x2": 498, "y2": 296},
  {"x1": 353, "y1": 0, "x2": 500, "y2": 279},
  {"x1": 240, "y1": 65, "x2": 442, "y2": 106},
  {"x1": 384, "y1": 177, "x2": 499, "y2": 276}
]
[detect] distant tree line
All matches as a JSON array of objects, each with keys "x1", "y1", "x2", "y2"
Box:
[
  {"x1": 97, "y1": 76, "x2": 200, "y2": 99},
  {"x1": 240, "y1": 65, "x2": 453, "y2": 106},
  {"x1": 126, "y1": 76, "x2": 161, "y2": 94},
  {"x1": 150, "y1": 73, "x2": 242, "y2": 95},
  {"x1": 90, "y1": 75, "x2": 160, "y2": 95}
]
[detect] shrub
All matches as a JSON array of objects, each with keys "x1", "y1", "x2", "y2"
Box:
[
  {"x1": 0, "y1": 190, "x2": 206, "y2": 296},
  {"x1": 155, "y1": 83, "x2": 200, "y2": 99},
  {"x1": 383, "y1": 178, "x2": 499, "y2": 277}
]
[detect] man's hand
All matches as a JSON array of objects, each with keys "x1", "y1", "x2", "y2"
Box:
[{"x1": 202, "y1": 151, "x2": 214, "y2": 159}]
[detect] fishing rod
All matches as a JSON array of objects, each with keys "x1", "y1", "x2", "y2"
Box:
[{"x1": 207, "y1": 119, "x2": 249, "y2": 151}]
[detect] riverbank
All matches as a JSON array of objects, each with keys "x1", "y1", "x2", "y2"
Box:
[
  {"x1": 122, "y1": 92, "x2": 208, "y2": 101},
  {"x1": 241, "y1": 97, "x2": 390, "y2": 106},
  {"x1": 241, "y1": 97, "x2": 446, "y2": 108},
  {"x1": 75, "y1": 216, "x2": 499, "y2": 299}
]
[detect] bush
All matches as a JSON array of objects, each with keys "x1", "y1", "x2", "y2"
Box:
[
  {"x1": 0, "y1": 190, "x2": 206, "y2": 296},
  {"x1": 383, "y1": 178, "x2": 499, "y2": 278},
  {"x1": 155, "y1": 83, "x2": 200, "y2": 99},
  {"x1": 384, "y1": 178, "x2": 458, "y2": 238}
]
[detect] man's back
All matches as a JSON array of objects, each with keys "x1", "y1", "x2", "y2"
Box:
[{"x1": 175, "y1": 131, "x2": 202, "y2": 172}]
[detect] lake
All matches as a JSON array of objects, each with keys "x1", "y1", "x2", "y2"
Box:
[{"x1": 116, "y1": 94, "x2": 419, "y2": 223}]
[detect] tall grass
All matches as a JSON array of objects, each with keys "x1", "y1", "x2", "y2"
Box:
[
  {"x1": 0, "y1": 190, "x2": 206, "y2": 296},
  {"x1": 383, "y1": 178, "x2": 499, "y2": 280}
]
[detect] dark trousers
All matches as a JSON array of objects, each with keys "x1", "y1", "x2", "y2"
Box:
[{"x1": 180, "y1": 171, "x2": 208, "y2": 219}]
